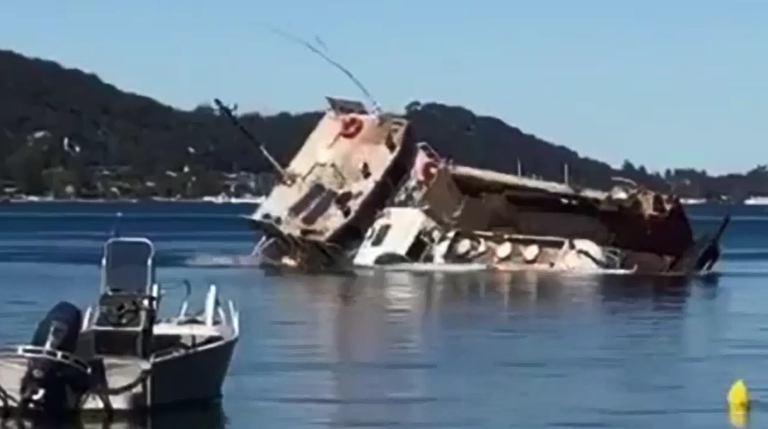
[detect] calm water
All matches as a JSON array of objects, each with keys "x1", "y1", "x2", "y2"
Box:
[{"x1": 1, "y1": 202, "x2": 768, "y2": 429}]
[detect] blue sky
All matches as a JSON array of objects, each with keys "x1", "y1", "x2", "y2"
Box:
[{"x1": 1, "y1": 0, "x2": 766, "y2": 175}]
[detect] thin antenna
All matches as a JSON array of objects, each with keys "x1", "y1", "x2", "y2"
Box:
[
  {"x1": 314, "y1": 36, "x2": 328, "y2": 52},
  {"x1": 212, "y1": 99, "x2": 288, "y2": 183},
  {"x1": 269, "y1": 27, "x2": 382, "y2": 116}
]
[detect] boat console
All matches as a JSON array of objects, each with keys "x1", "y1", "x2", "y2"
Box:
[{"x1": 88, "y1": 238, "x2": 158, "y2": 359}]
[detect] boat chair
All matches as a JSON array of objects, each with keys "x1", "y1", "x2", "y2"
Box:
[{"x1": 90, "y1": 238, "x2": 159, "y2": 360}]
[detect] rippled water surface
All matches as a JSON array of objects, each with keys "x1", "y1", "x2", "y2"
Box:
[{"x1": 1, "y1": 202, "x2": 767, "y2": 429}]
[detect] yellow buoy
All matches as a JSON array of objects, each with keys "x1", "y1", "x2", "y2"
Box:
[
  {"x1": 729, "y1": 411, "x2": 747, "y2": 429},
  {"x1": 727, "y1": 379, "x2": 750, "y2": 428},
  {"x1": 728, "y1": 379, "x2": 750, "y2": 411}
]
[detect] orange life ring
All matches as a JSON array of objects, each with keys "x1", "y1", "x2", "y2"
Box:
[
  {"x1": 339, "y1": 116, "x2": 364, "y2": 139},
  {"x1": 420, "y1": 161, "x2": 438, "y2": 183}
]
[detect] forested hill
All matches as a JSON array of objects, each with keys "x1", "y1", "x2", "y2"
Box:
[{"x1": 0, "y1": 48, "x2": 764, "y2": 200}]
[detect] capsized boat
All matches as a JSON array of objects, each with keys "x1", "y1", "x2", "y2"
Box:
[
  {"x1": 355, "y1": 141, "x2": 729, "y2": 276},
  {"x1": 352, "y1": 199, "x2": 725, "y2": 276},
  {"x1": 227, "y1": 89, "x2": 728, "y2": 273},
  {"x1": 0, "y1": 237, "x2": 239, "y2": 417}
]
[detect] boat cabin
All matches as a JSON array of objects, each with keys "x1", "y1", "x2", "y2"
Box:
[{"x1": 353, "y1": 207, "x2": 443, "y2": 266}]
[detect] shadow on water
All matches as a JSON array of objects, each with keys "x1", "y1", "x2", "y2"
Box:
[{"x1": 0, "y1": 403, "x2": 227, "y2": 429}]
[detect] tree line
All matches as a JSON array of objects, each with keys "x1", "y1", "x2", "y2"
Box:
[{"x1": 1, "y1": 48, "x2": 764, "y2": 200}]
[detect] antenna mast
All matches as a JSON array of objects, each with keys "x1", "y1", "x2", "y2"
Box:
[
  {"x1": 270, "y1": 28, "x2": 382, "y2": 116},
  {"x1": 212, "y1": 99, "x2": 288, "y2": 183}
]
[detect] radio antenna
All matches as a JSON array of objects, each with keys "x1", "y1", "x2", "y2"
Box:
[
  {"x1": 269, "y1": 27, "x2": 382, "y2": 116},
  {"x1": 212, "y1": 99, "x2": 288, "y2": 182}
]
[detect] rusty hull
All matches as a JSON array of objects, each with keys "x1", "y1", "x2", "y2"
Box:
[{"x1": 401, "y1": 157, "x2": 726, "y2": 276}]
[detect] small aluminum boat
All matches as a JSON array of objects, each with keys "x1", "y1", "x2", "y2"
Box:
[{"x1": 0, "y1": 237, "x2": 239, "y2": 418}]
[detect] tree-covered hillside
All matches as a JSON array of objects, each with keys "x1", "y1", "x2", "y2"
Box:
[{"x1": 1, "y1": 48, "x2": 764, "y2": 200}]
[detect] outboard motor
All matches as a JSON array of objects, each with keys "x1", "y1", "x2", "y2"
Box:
[{"x1": 19, "y1": 301, "x2": 90, "y2": 415}]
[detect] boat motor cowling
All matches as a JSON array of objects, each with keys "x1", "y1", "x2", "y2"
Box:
[
  {"x1": 29, "y1": 301, "x2": 81, "y2": 352},
  {"x1": 19, "y1": 301, "x2": 90, "y2": 415}
]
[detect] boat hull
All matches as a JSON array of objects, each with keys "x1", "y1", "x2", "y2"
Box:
[
  {"x1": 0, "y1": 338, "x2": 237, "y2": 415},
  {"x1": 147, "y1": 337, "x2": 237, "y2": 407}
]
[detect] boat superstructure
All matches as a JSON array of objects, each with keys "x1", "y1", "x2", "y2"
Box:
[
  {"x1": 246, "y1": 97, "x2": 416, "y2": 270},
  {"x1": 225, "y1": 90, "x2": 728, "y2": 275},
  {"x1": 0, "y1": 237, "x2": 239, "y2": 417}
]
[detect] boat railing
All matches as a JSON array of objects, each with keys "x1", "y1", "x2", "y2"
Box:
[
  {"x1": 171, "y1": 283, "x2": 240, "y2": 335},
  {"x1": 0, "y1": 345, "x2": 90, "y2": 373},
  {"x1": 229, "y1": 300, "x2": 240, "y2": 337},
  {"x1": 149, "y1": 299, "x2": 239, "y2": 362}
]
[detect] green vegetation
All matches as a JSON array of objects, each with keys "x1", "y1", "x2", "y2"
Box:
[{"x1": 1, "y1": 48, "x2": 765, "y2": 200}]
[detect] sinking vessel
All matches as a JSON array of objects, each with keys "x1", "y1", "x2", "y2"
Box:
[
  {"x1": 351, "y1": 144, "x2": 728, "y2": 276},
  {"x1": 0, "y1": 237, "x2": 239, "y2": 417},
  {"x1": 237, "y1": 97, "x2": 417, "y2": 270},
  {"x1": 210, "y1": 28, "x2": 726, "y2": 274},
  {"x1": 228, "y1": 94, "x2": 727, "y2": 274}
]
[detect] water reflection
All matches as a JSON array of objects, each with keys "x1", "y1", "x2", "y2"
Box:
[
  {"x1": 0, "y1": 403, "x2": 227, "y2": 429},
  {"x1": 245, "y1": 269, "x2": 728, "y2": 427},
  {"x1": 352, "y1": 271, "x2": 722, "y2": 313},
  {"x1": 297, "y1": 272, "x2": 431, "y2": 427},
  {"x1": 335, "y1": 273, "x2": 717, "y2": 426}
]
